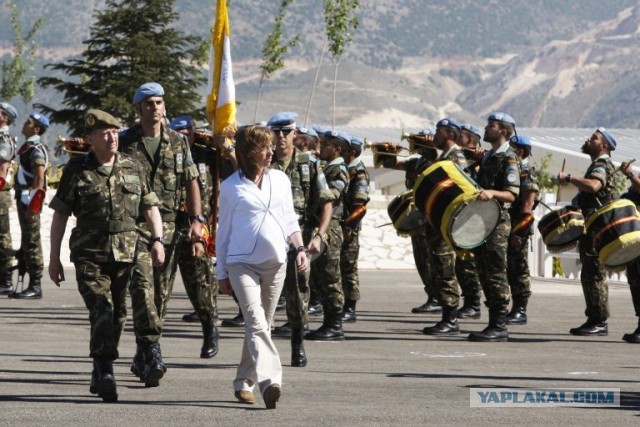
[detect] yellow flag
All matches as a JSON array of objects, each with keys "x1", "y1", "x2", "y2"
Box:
[{"x1": 206, "y1": 0, "x2": 236, "y2": 135}]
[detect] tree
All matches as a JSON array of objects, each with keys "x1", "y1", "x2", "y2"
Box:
[
  {"x1": 254, "y1": 0, "x2": 300, "y2": 122},
  {"x1": 38, "y1": 0, "x2": 208, "y2": 136},
  {"x1": 323, "y1": 0, "x2": 359, "y2": 127},
  {"x1": 0, "y1": 2, "x2": 45, "y2": 109}
]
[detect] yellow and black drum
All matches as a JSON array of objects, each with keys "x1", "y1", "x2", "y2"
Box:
[
  {"x1": 387, "y1": 190, "x2": 425, "y2": 237},
  {"x1": 537, "y1": 206, "x2": 585, "y2": 253},
  {"x1": 586, "y1": 199, "x2": 640, "y2": 270},
  {"x1": 413, "y1": 160, "x2": 501, "y2": 250}
]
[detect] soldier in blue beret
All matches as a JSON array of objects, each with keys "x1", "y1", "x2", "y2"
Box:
[
  {"x1": 133, "y1": 82, "x2": 165, "y2": 104},
  {"x1": 0, "y1": 102, "x2": 18, "y2": 295},
  {"x1": 558, "y1": 128, "x2": 617, "y2": 336},
  {"x1": 294, "y1": 126, "x2": 319, "y2": 156},
  {"x1": 8, "y1": 112, "x2": 50, "y2": 299}
]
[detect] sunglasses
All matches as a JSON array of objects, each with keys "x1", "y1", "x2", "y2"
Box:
[{"x1": 273, "y1": 128, "x2": 294, "y2": 136}]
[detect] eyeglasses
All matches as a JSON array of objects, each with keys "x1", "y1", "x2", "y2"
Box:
[{"x1": 253, "y1": 145, "x2": 273, "y2": 153}]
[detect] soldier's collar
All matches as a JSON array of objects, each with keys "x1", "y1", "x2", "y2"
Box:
[{"x1": 347, "y1": 156, "x2": 362, "y2": 168}]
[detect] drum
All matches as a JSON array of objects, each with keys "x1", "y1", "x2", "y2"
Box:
[
  {"x1": 413, "y1": 160, "x2": 501, "y2": 250},
  {"x1": 537, "y1": 206, "x2": 584, "y2": 253},
  {"x1": 387, "y1": 190, "x2": 425, "y2": 237},
  {"x1": 586, "y1": 199, "x2": 640, "y2": 270}
]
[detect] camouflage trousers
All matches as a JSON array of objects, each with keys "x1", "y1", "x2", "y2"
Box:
[
  {"x1": 625, "y1": 257, "x2": 640, "y2": 317},
  {"x1": 178, "y1": 246, "x2": 217, "y2": 320},
  {"x1": 472, "y1": 220, "x2": 511, "y2": 310},
  {"x1": 410, "y1": 233, "x2": 434, "y2": 298},
  {"x1": 340, "y1": 228, "x2": 361, "y2": 301},
  {"x1": 75, "y1": 259, "x2": 132, "y2": 360},
  {"x1": 428, "y1": 232, "x2": 459, "y2": 309},
  {"x1": 283, "y1": 251, "x2": 310, "y2": 329},
  {"x1": 578, "y1": 234, "x2": 609, "y2": 321},
  {"x1": 310, "y1": 221, "x2": 344, "y2": 315},
  {"x1": 507, "y1": 233, "x2": 532, "y2": 302},
  {"x1": 455, "y1": 254, "x2": 482, "y2": 302},
  {"x1": 16, "y1": 200, "x2": 42, "y2": 279},
  {"x1": 0, "y1": 191, "x2": 13, "y2": 271}
]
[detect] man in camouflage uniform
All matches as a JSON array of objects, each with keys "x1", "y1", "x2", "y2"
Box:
[
  {"x1": 340, "y1": 135, "x2": 370, "y2": 323},
  {"x1": 558, "y1": 128, "x2": 617, "y2": 336},
  {"x1": 119, "y1": 82, "x2": 204, "y2": 387},
  {"x1": 10, "y1": 112, "x2": 50, "y2": 299},
  {"x1": 268, "y1": 112, "x2": 331, "y2": 365},
  {"x1": 506, "y1": 135, "x2": 539, "y2": 325},
  {"x1": 169, "y1": 116, "x2": 219, "y2": 359},
  {"x1": 422, "y1": 118, "x2": 467, "y2": 336},
  {"x1": 455, "y1": 124, "x2": 484, "y2": 318},
  {"x1": 306, "y1": 130, "x2": 351, "y2": 341},
  {"x1": 48, "y1": 109, "x2": 165, "y2": 402},
  {"x1": 620, "y1": 160, "x2": 640, "y2": 343},
  {"x1": 468, "y1": 112, "x2": 520, "y2": 342},
  {"x1": 0, "y1": 102, "x2": 18, "y2": 295}
]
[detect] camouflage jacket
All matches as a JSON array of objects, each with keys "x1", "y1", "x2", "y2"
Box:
[
  {"x1": 119, "y1": 123, "x2": 198, "y2": 243},
  {"x1": 343, "y1": 158, "x2": 370, "y2": 227},
  {"x1": 509, "y1": 158, "x2": 540, "y2": 219},
  {"x1": 49, "y1": 152, "x2": 159, "y2": 263},
  {"x1": 575, "y1": 154, "x2": 616, "y2": 217},
  {"x1": 319, "y1": 157, "x2": 350, "y2": 222},
  {"x1": 186, "y1": 144, "x2": 215, "y2": 222},
  {"x1": 439, "y1": 144, "x2": 468, "y2": 167},
  {"x1": 15, "y1": 135, "x2": 47, "y2": 190},
  {"x1": 476, "y1": 142, "x2": 521, "y2": 210},
  {"x1": 404, "y1": 152, "x2": 436, "y2": 189}
]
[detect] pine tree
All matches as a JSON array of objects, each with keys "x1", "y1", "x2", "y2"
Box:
[{"x1": 38, "y1": 0, "x2": 207, "y2": 136}]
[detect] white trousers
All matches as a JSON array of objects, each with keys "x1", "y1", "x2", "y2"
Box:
[{"x1": 228, "y1": 259, "x2": 287, "y2": 394}]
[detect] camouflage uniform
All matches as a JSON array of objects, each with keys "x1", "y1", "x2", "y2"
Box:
[
  {"x1": 575, "y1": 155, "x2": 615, "y2": 322},
  {"x1": 49, "y1": 152, "x2": 159, "y2": 359},
  {"x1": 177, "y1": 144, "x2": 217, "y2": 320},
  {"x1": 310, "y1": 158, "x2": 349, "y2": 316},
  {"x1": 14, "y1": 135, "x2": 47, "y2": 280},
  {"x1": 340, "y1": 158, "x2": 370, "y2": 303},
  {"x1": 507, "y1": 159, "x2": 539, "y2": 303},
  {"x1": 622, "y1": 188, "x2": 640, "y2": 320},
  {"x1": 271, "y1": 148, "x2": 322, "y2": 329},
  {"x1": 0, "y1": 128, "x2": 16, "y2": 279},
  {"x1": 119, "y1": 123, "x2": 198, "y2": 346},
  {"x1": 456, "y1": 162, "x2": 482, "y2": 305},
  {"x1": 472, "y1": 144, "x2": 520, "y2": 310}
]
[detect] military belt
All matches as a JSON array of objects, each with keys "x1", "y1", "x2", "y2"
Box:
[{"x1": 76, "y1": 218, "x2": 136, "y2": 233}]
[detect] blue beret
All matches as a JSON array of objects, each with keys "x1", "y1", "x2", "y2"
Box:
[
  {"x1": 169, "y1": 115, "x2": 193, "y2": 131},
  {"x1": 350, "y1": 136, "x2": 364, "y2": 148},
  {"x1": 418, "y1": 128, "x2": 435, "y2": 136},
  {"x1": 296, "y1": 126, "x2": 317, "y2": 137},
  {"x1": 597, "y1": 127, "x2": 617, "y2": 151},
  {"x1": 30, "y1": 112, "x2": 49, "y2": 129},
  {"x1": 133, "y1": 82, "x2": 164, "y2": 104},
  {"x1": 436, "y1": 117, "x2": 461, "y2": 130},
  {"x1": 487, "y1": 112, "x2": 516, "y2": 127},
  {"x1": 510, "y1": 135, "x2": 532, "y2": 147},
  {"x1": 267, "y1": 112, "x2": 298, "y2": 129},
  {"x1": 323, "y1": 129, "x2": 351, "y2": 144},
  {"x1": 461, "y1": 124, "x2": 482, "y2": 139},
  {"x1": 0, "y1": 102, "x2": 18, "y2": 122},
  {"x1": 312, "y1": 124, "x2": 331, "y2": 135}
]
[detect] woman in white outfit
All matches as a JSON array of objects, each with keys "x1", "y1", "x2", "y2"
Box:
[{"x1": 216, "y1": 125, "x2": 308, "y2": 409}]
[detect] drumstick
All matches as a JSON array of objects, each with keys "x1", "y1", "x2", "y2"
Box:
[
  {"x1": 376, "y1": 222, "x2": 393, "y2": 228},
  {"x1": 555, "y1": 158, "x2": 566, "y2": 206}
]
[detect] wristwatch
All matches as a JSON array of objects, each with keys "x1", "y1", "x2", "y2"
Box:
[
  {"x1": 190, "y1": 214, "x2": 207, "y2": 224},
  {"x1": 151, "y1": 236, "x2": 165, "y2": 246}
]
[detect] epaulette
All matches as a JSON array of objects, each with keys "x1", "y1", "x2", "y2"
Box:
[{"x1": 295, "y1": 151, "x2": 310, "y2": 164}]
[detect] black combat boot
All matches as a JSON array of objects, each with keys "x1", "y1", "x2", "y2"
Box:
[
  {"x1": 9, "y1": 276, "x2": 42, "y2": 299},
  {"x1": 569, "y1": 319, "x2": 608, "y2": 336},
  {"x1": 0, "y1": 270, "x2": 13, "y2": 295},
  {"x1": 291, "y1": 327, "x2": 308, "y2": 367},
  {"x1": 506, "y1": 297, "x2": 528, "y2": 325},
  {"x1": 89, "y1": 360, "x2": 99, "y2": 395},
  {"x1": 468, "y1": 308, "x2": 509, "y2": 342},
  {"x1": 422, "y1": 306, "x2": 460, "y2": 335},
  {"x1": 182, "y1": 311, "x2": 199, "y2": 323},
  {"x1": 457, "y1": 297, "x2": 481, "y2": 319},
  {"x1": 94, "y1": 357, "x2": 118, "y2": 403},
  {"x1": 622, "y1": 318, "x2": 640, "y2": 343},
  {"x1": 306, "y1": 311, "x2": 345, "y2": 341},
  {"x1": 130, "y1": 344, "x2": 145, "y2": 379},
  {"x1": 411, "y1": 297, "x2": 442, "y2": 314},
  {"x1": 342, "y1": 300, "x2": 357, "y2": 323},
  {"x1": 200, "y1": 315, "x2": 219, "y2": 358},
  {"x1": 221, "y1": 308, "x2": 245, "y2": 327},
  {"x1": 143, "y1": 342, "x2": 165, "y2": 387},
  {"x1": 308, "y1": 298, "x2": 323, "y2": 316}
]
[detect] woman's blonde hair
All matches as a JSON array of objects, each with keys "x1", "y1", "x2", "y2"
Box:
[{"x1": 235, "y1": 125, "x2": 274, "y2": 177}]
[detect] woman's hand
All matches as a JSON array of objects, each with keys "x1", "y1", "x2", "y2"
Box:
[{"x1": 296, "y1": 251, "x2": 309, "y2": 273}]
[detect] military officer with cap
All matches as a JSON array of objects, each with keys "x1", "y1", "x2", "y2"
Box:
[
  {"x1": 119, "y1": 82, "x2": 205, "y2": 387},
  {"x1": 558, "y1": 128, "x2": 617, "y2": 336},
  {"x1": 168, "y1": 115, "x2": 219, "y2": 358},
  {"x1": 306, "y1": 129, "x2": 351, "y2": 341},
  {"x1": 0, "y1": 102, "x2": 18, "y2": 295},
  {"x1": 340, "y1": 135, "x2": 370, "y2": 323},
  {"x1": 422, "y1": 118, "x2": 467, "y2": 336},
  {"x1": 10, "y1": 112, "x2": 50, "y2": 299},
  {"x1": 506, "y1": 135, "x2": 539, "y2": 325},
  {"x1": 49, "y1": 109, "x2": 165, "y2": 402},
  {"x1": 468, "y1": 112, "x2": 520, "y2": 342}
]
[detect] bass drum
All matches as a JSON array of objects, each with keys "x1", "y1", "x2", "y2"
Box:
[
  {"x1": 537, "y1": 206, "x2": 584, "y2": 253},
  {"x1": 387, "y1": 190, "x2": 425, "y2": 237}
]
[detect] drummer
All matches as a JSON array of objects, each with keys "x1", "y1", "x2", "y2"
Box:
[
  {"x1": 468, "y1": 112, "x2": 520, "y2": 342},
  {"x1": 620, "y1": 159, "x2": 640, "y2": 343},
  {"x1": 558, "y1": 129, "x2": 617, "y2": 336},
  {"x1": 421, "y1": 118, "x2": 467, "y2": 336}
]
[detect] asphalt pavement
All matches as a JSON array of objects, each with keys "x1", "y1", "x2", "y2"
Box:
[{"x1": 1, "y1": 270, "x2": 639, "y2": 426}]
